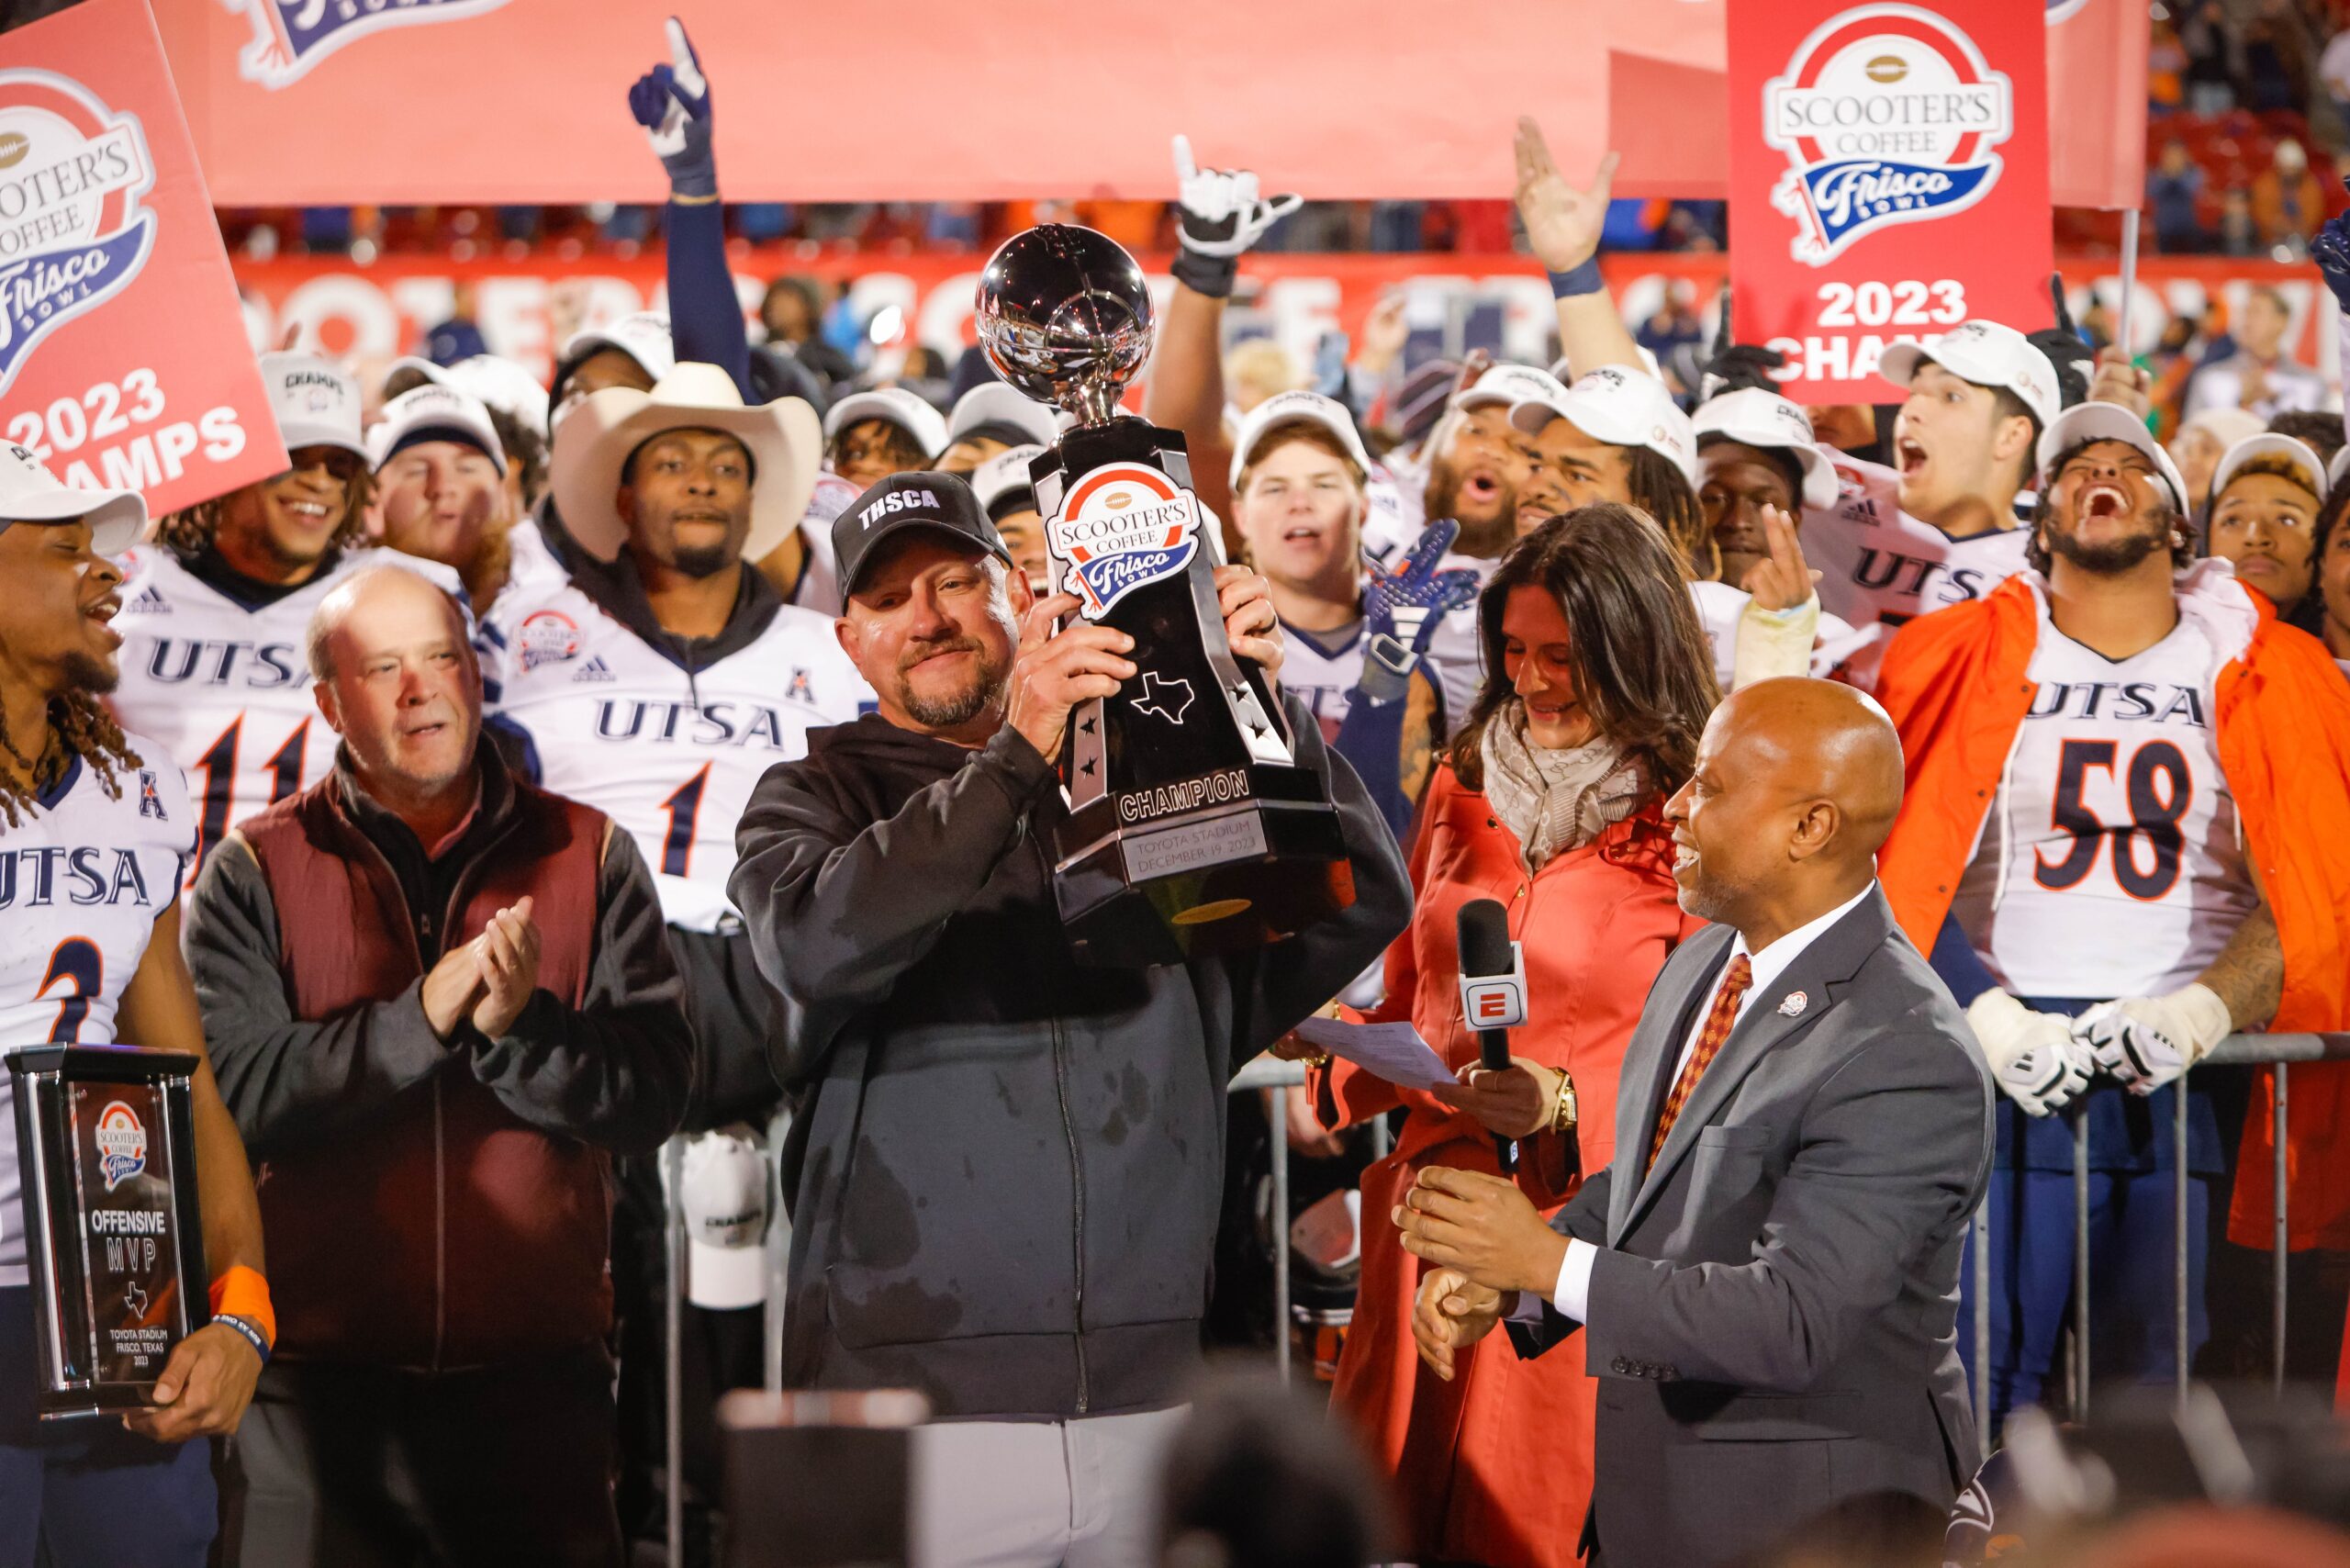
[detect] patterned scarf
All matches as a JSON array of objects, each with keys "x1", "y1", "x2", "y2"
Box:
[{"x1": 1478, "y1": 700, "x2": 1646, "y2": 872}]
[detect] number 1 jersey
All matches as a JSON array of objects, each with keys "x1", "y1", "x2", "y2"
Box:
[
  {"x1": 479, "y1": 583, "x2": 873, "y2": 933},
  {"x1": 0, "y1": 745, "x2": 194, "y2": 1284}
]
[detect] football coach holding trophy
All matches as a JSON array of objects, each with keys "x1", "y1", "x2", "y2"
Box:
[
  {"x1": 729, "y1": 225, "x2": 1409, "y2": 1568},
  {"x1": 1395, "y1": 678, "x2": 1994, "y2": 1568}
]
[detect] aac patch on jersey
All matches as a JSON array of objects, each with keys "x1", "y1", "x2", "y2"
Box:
[
  {"x1": 520, "y1": 610, "x2": 583, "y2": 672},
  {"x1": 136, "y1": 770, "x2": 164, "y2": 821}
]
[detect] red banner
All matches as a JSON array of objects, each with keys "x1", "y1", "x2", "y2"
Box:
[
  {"x1": 0, "y1": 0, "x2": 284, "y2": 514},
  {"x1": 222, "y1": 249, "x2": 2342, "y2": 398},
  {"x1": 156, "y1": 0, "x2": 1653, "y2": 206},
  {"x1": 1725, "y1": 0, "x2": 2055, "y2": 405},
  {"x1": 2047, "y1": 0, "x2": 2150, "y2": 211}
]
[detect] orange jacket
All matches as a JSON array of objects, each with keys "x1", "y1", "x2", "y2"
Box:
[{"x1": 1874, "y1": 571, "x2": 2350, "y2": 1249}]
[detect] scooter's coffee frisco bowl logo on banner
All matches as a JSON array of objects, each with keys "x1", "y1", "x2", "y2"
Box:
[
  {"x1": 1764, "y1": 5, "x2": 2014, "y2": 264},
  {"x1": 0, "y1": 69, "x2": 154, "y2": 396},
  {"x1": 1046, "y1": 462, "x2": 1204, "y2": 622}
]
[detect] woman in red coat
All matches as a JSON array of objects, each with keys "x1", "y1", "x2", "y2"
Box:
[{"x1": 1297, "y1": 504, "x2": 1718, "y2": 1568}]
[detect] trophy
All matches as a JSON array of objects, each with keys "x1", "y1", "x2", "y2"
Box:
[
  {"x1": 6, "y1": 1045, "x2": 207, "y2": 1417},
  {"x1": 974, "y1": 223, "x2": 1355, "y2": 967}
]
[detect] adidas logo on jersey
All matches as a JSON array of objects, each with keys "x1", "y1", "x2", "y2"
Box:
[
  {"x1": 572, "y1": 655, "x2": 616, "y2": 683},
  {"x1": 122, "y1": 587, "x2": 170, "y2": 615}
]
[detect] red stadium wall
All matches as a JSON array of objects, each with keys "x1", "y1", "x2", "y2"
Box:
[{"x1": 225, "y1": 251, "x2": 2344, "y2": 396}]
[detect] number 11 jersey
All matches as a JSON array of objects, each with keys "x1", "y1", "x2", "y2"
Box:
[{"x1": 107, "y1": 545, "x2": 466, "y2": 879}]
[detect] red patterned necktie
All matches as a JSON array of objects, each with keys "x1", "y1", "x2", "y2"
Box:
[{"x1": 1648, "y1": 954, "x2": 1753, "y2": 1170}]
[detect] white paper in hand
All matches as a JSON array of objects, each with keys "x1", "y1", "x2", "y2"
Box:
[{"x1": 1292, "y1": 1017, "x2": 1454, "y2": 1092}]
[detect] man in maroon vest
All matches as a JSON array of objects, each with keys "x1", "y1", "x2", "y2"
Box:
[{"x1": 183, "y1": 564, "x2": 693, "y2": 1568}]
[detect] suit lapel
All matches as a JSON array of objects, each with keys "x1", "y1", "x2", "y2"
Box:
[
  {"x1": 1617, "y1": 890, "x2": 1897, "y2": 1244},
  {"x1": 1608, "y1": 926, "x2": 1734, "y2": 1247}
]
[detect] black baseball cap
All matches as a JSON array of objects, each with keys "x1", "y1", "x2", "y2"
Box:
[{"x1": 834, "y1": 471, "x2": 1013, "y2": 599}]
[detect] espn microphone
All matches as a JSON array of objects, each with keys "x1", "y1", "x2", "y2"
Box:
[{"x1": 1456, "y1": 897, "x2": 1527, "y2": 1173}]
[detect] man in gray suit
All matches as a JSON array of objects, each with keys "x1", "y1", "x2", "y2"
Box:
[{"x1": 1395, "y1": 678, "x2": 1995, "y2": 1568}]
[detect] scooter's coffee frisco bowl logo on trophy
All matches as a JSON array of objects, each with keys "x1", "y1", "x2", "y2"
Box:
[
  {"x1": 1048, "y1": 463, "x2": 1202, "y2": 621},
  {"x1": 974, "y1": 224, "x2": 1352, "y2": 967}
]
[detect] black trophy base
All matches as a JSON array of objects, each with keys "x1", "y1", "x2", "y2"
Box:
[{"x1": 1053, "y1": 761, "x2": 1353, "y2": 968}]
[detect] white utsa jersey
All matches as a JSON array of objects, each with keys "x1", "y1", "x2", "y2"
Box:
[
  {"x1": 1686, "y1": 579, "x2": 1861, "y2": 691},
  {"x1": 1951, "y1": 572, "x2": 2258, "y2": 1002},
  {"x1": 0, "y1": 745, "x2": 194, "y2": 1285},
  {"x1": 1281, "y1": 620, "x2": 1370, "y2": 745},
  {"x1": 1801, "y1": 452, "x2": 2031, "y2": 690},
  {"x1": 108, "y1": 545, "x2": 467, "y2": 880},
  {"x1": 789, "y1": 474, "x2": 856, "y2": 616},
  {"x1": 500, "y1": 518, "x2": 569, "y2": 601},
  {"x1": 1418, "y1": 549, "x2": 1496, "y2": 740},
  {"x1": 480, "y1": 584, "x2": 873, "y2": 933},
  {"x1": 1357, "y1": 459, "x2": 1425, "y2": 573}
]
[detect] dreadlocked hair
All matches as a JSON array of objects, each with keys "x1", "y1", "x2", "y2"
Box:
[
  {"x1": 1625, "y1": 447, "x2": 1716, "y2": 581},
  {"x1": 0, "y1": 691, "x2": 142, "y2": 830},
  {"x1": 156, "y1": 465, "x2": 375, "y2": 555}
]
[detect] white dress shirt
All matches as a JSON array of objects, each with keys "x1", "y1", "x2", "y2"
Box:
[{"x1": 1515, "y1": 882, "x2": 1877, "y2": 1325}]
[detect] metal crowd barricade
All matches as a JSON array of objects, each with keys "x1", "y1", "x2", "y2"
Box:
[{"x1": 1968, "y1": 1031, "x2": 2350, "y2": 1437}]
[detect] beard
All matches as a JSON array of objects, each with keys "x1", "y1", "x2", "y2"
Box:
[
  {"x1": 670, "y1": 542, "x2": 733, "y2": 579},
  {"x1": 2045, "y1": 507, "x2": 2175, "y2": 577},
  {"x1": 62, "y1": 646, "x2": 118, "y2": 697},
  {"x1": 1425, "y1": 461, "x2": 1518, "y2": 558},
  {"x1": 896, "y1": 636, "x2": 1012, "y2": 729}
]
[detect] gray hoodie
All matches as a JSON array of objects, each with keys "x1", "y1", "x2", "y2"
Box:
[{"x1": 730, "y1": 697, "x2": 1409, "y2": 1419}]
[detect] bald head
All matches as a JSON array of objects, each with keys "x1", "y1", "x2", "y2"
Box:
[
  {"x1": 1663, "y1": 677, "x2": 1905, "y2": 944},
  {"x1": 308, "y1": 565, "x2": 481, "y2": 811},
  {"x1": 306, "y1": 564, "x2": 470, "y2": 684}
]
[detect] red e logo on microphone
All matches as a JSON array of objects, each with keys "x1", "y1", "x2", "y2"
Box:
[{"x1": 1461, "y1": 978, "x2": 1526, "y2": 1029}]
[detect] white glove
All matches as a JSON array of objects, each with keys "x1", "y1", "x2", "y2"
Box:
[
  {"x1": 1966, "y1": 989, "x2": 2093, "y2": 1117},
  {"x1": 1170, "y1": 134, "x2": 1303, "y2": 259},
  {"x1": 2075, "y1": 982, "x2": 2232, "y2": 1095}
]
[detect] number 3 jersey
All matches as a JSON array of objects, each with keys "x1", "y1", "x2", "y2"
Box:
[
  {"x1": 1949, "y1": 578, "x2": 2259, "y2": 1002},
  {"x1": 479, "y1": 578, "x2": 873, "y2": 933},
  {"x1": 0, "y1": 745, "x2": 195, "y2": 1285},
  {"x1": 107, "y1": 544, "x2": 466, "y2": 876}
]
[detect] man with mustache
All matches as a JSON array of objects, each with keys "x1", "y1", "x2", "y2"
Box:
[
  {"x1": 731, "y1": 471, "x2": 1409, "y2": 1565},
  {"x1": 1875, "y1": 401, "x2": 2350, "y2": 1425}
]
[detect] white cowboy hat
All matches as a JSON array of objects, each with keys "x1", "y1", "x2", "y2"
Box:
[{"x1": 551, "y1": 362, "x2": 821, "y2": 565}]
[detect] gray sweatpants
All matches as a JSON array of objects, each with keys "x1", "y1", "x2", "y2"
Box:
[{"x1": 911, "y1": 1406, "x2": 1188, "y2": 1568}]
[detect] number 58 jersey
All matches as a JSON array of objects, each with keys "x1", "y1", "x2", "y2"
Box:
[
  {"x1": 0, "y1": 745, "x2": 195, "y2": 1285},
  {"x1": 1951, "y1": 590, "x2": 2259, "y2": 1002},
  {"x1": 479, "y1": 582, "x2": 873, "y2": 932}
]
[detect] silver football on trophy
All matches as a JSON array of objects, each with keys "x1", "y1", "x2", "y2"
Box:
[{"x1": 973, "y1": 225, "x2": 1154, "y2": 428}]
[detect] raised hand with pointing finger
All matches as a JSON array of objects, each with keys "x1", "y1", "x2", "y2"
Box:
[{"x1": 627, "y1": 17, "x2": 715, "y2": 198}]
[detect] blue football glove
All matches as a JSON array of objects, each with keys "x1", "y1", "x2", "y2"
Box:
[
  {"x1": 627, "y1": 17, "x2": 715, "y2": 199},
  {"x1": 2313, "y1": 179, "x2": 2350, "y2": 308},
  {"x1": 1358, "y1": 518, "x2": 1480, "y2": 703}
]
